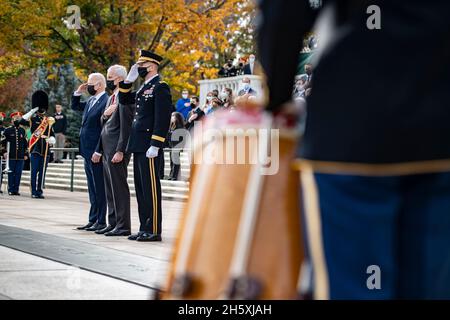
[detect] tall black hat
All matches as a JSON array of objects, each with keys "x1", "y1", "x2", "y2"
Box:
[
  {"x1": 31, "y1": 90, "x2": 49, "y2": 111},
  {"x1": 137, "y1": 49, "x2": 163, "y2": 65}
]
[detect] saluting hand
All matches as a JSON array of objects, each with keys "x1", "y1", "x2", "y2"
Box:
[
  {"x1": 125, "y1": 64, "x2": 139, "y2": 83},
  {"x1": 76, "y1": 83, "x2": 88, "y2": 94}
]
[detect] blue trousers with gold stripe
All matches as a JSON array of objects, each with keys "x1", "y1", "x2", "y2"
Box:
[
  {"x1": 133, "y1": 151, "x2": 163, "y2": 234},
  {"x1": 301, "y1": 167, "x2": 450, "y2": 299}
]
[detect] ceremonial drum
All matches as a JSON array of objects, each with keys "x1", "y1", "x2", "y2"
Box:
[{"x1": 160, "y1": 107, "x2": 304, "y2": 300}]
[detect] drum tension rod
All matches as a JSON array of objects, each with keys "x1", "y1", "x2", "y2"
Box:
[
  {"x1": 226, "y1": 275, "x2": 262, "y2": 300},
  {"x1": 171, "y1": 273, "x2": 195, "y2": 298}
]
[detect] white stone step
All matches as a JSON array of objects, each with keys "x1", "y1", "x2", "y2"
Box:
[
  {"x1": 20, "y1": 177, "x2": 189, "y2": 194},
  {"x1": 19, "y1": 180, "x2": 188, "y2": 201},
  {"x1": 20, "y1": 170, "x2": 189, "y2": 201},
  {"x1": 36, "y1": 168, "x2": 191, "y2": 178},
  {"x1": 22, "y1": 171, "x2": 190, "y2": 186},
  {"x1": 20, "y1": 174, "x2": 189, "y2": 191}
]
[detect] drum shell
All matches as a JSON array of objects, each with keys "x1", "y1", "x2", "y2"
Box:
[{"x1": 162, "y1": 128, "x2": 303, "y2": 300}]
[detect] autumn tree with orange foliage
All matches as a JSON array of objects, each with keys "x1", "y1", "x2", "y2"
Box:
[{"x1": 0, "y1": 0, "x2": 255, "y2": 102}]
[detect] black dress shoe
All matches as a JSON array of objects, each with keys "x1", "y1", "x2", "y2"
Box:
[
  {"x1": 95, "y1": 225, "x2": 115, "y2": 234},
  {"x1": 32, "y1": 194, "x2": 45, "y2": 199},
  {"x1": 86, "y1": 223, "x2": 106, "y2": 231},
  {"x1": 128, "y1": 232, "x2": 145, "y2": 240},
  {"x1": 105, "y1": 229, "x2": 131, "y2": 237},
  {"x1": 77, "y1": 222, "x2": 94, "y2": 230},
  {"x1": 137, "y1": 233, "x2": 162, "y2": 242}
]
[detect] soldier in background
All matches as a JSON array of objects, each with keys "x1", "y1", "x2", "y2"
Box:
[
  {"x1": 3, "y1": 112, "x2": 28, "y2": 195},
  {"x1": 18, "y1": 90, "x2": 56, "y2": 199}
]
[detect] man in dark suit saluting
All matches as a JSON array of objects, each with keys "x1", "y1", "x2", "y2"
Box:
[
  {"x1": 93, "y1": 65, "x2": 134, "y2": 236},
  {"x1": 72, "y1": 73, "x2": 109, "y2": 232}
]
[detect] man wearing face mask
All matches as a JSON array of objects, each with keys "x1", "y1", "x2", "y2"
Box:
[
  {"x1": 176, "y1": 89, "x2": 191, "y2": 120},
  {"x1": 18, "y1": 90, "x2": 56, "y2": 199},
  {"x1": 243, "y1": 54, "x2": 256, "y2": 75},
  {"x1": 238, "y1": 77, "x2": 257, "y2": 97},
  {"x1": 118, "y1": 50, "x2": 172, "y2": 242},
  {"x1": 185, "y1": 96, "x2": 204, "y2": 130},
  {"x1": 93, "y1": 65, "x2": 134, "y2": 237},
  {"x1": 3, "y1": 112, "x2": 28, "y2": 195},
  {"x1": 72, "y1": 73, "x2": 109, "y2": 231}
]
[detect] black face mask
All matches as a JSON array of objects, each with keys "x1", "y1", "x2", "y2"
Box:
[
  {"x1": 106, "y1": 80, "x2": 116, "y2": 91},
  {"x1": 14, "y1": 120, "x2": 20, "y2": 127},
  {"x1": 138, "y1": 67, "x2": 149, "y2": 79},
  {"x1": 87, "y1": 85, "x2": 97, "y2": 96}
]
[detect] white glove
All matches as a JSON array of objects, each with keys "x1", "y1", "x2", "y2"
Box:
[
  {"x1": 125, "y1": 64, "x2": 139, "y2": 83},
  {"x1": 22, "y1": 107, "x2": 39, "y2": 121},
  {"x1": 46, "y1": 136, "x2": 56, "y2": 145},
  {"x1": 146, "y1": 146, "x2": 159, "y2": 158}
]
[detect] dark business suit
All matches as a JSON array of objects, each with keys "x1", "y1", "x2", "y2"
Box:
[
  {"x1": 242, "y1": 63, "x2": 254, "y2": 75},
  {"x1": 238, "y1": 87, "x2": 257, "y2": 97},
  {"x1": 96, "y1": 92, "x2": 134, "y2": 231},
  {"x1": 72, "y1": 92, "x2": 108, "y2": 225}
]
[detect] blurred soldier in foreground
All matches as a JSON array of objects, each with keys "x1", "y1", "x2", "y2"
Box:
[
  {"x1": 3, "y1": 112, "x2": 28, "y2": 195},
  {"x1": 19, "y1": 91, "x2": 55, "y2": 199},
  {"x1": 119, "y1": 50, "x2": 172, "y2": 242},
  {"x1": 258, "y1": 0, "x2": 450, "y2": 299}
]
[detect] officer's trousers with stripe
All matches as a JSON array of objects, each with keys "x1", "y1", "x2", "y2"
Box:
[
  {"x1": 300, "y1": 166, "x2": 450, "y2": 299},
  {"x1": 133, "y1": 151, "x2": 163, "y2": 235}
]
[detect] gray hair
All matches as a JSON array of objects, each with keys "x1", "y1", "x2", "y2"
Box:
[
  {"x1": 89, "y1": 73, "x2": 106, "y2": 87},
  {"x1": 107, "y1": 64, "x2": 127, "y2": 80}
]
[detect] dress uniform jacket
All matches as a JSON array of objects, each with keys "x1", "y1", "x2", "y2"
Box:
[
  {"x1": 19, "y1": 114, "x2": 55, "y2": 155},
  {"x1": 3, "y1": 126, "x2": 27, "y2": 160},
  {"x1": 118, "y1": 75, "x2": 172, "y2": 153},
  {"x1": 118, "y1": 74, "x2": 172, "y2": 236},
  {"x1": 258, "y1": 0, "x2": 450, "y2": 164}
]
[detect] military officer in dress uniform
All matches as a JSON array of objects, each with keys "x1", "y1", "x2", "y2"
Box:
[
  {"x1": 118, "y1": 50, "x2": 172, "y2": 242},
  {"x1": 0, "y1": 112, "x2": 6, "y2": 194},
  {"x1": 3, "y1": 112, "x2": 28, "y2": 195},
  {"x1": 19, "y1": 90, "x2": 56, "y2": 199}
]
